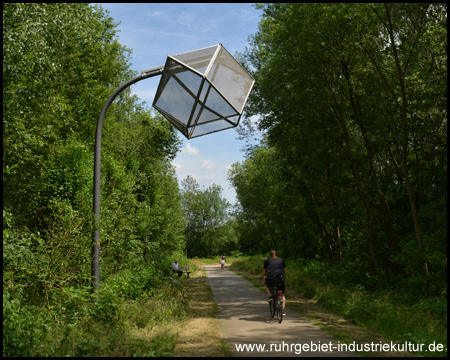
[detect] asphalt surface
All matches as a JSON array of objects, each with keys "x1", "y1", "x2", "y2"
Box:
[{"x1": 205, "y1": 265, "x2": 355, "y2": 357}]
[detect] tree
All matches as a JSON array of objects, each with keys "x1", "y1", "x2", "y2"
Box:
[
  {"x1": 180, "y1": 176, "x2": 237, "y2": 257},
  {"x1": 3, "y1": 5, "x2": 186, "y2": 349},
  {"x1": 3, "y1": 3, "x2": 133, "y2": 227},
  {"x1": 237, "y1": 3, "x2": 446, "y2": 286},
  {"x1": 228, "y1": 142, "x2": 322, "y2": 258}
]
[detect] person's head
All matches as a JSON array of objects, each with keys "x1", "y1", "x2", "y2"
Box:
[
  {"x1": 174, "y1": 259, "x2": 178, "y2": 263},
  {"x1": 269, "y1": 250, "x2": 277, "y2": 259}
]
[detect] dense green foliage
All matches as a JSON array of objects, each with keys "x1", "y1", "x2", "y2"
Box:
[
  {"x1": 231, "y1": 3, "x2": 447, "y2": 295},
  {"x1": 3, "y1": 4, "x2": 186, "y2": 356},
  {"x1": 181, "y1": 176, "x2": 238, "y2": 258}
]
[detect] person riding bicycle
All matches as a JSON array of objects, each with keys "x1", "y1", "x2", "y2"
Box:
[{"x1": 261, "y1": 249, "x2": 286, "y2": 316}]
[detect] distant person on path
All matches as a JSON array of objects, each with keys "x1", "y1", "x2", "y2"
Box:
[
  {"x1": 172, "y1": 259, "x2": 183, "y2": 277},
  {"x1": 220, "y1": 255, "x2": 226, "y2": 270},
  {"x1": 261, "y1": 250, "x2": 286, "y2": 316}
]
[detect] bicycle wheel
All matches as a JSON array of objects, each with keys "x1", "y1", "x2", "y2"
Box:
[
  {"x1": 277, "y1": 299, "x2": 283, "y2": 323},
  {"x1": 269, "y1": 290, "x2": 276, "y2": 318}
]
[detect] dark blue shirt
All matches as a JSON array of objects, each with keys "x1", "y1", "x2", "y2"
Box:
[{"x1": 263, "y1": 257, "x2": 286, "y2": 279}]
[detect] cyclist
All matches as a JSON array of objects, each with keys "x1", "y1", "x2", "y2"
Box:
[{"x1": 261, "y1": 249, "x2": 286, "y2": 316}]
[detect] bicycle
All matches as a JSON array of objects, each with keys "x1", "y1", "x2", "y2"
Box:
[{"x1": 269, "y1": 284, "x2": 284, "y2": 324}]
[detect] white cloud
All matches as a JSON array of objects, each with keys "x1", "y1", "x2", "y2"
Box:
[
  {"x1": 201, "y1": 159, "x2": 215, "y2": 170},
  {"x1": 193, "y1": 160, "x2": 216, "y2": 181},
  {"x1": 184, "y1": 143, "x2": 201, "y2": 156},
  {"x1": 144, "y1": 10, "x2": 166, "y2": 18}
]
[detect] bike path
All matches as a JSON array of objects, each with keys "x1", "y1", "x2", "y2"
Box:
[{"x1": 204, "y1": 265, "x2": 354, "y2": 357}]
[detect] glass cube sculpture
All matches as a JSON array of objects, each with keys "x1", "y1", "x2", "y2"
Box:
[{"x1": 152, "y1": 44, "x2": 255, "y2": 139}]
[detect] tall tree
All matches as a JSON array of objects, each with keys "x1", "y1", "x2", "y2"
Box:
[
  {"x1": 181, "y1": 176, "x2": 236, "y2": 257},
  {"x1": 238, "y1": 3, "x2": 446, "y2": 281}
]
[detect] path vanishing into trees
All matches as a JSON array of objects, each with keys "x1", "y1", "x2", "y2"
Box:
[{"x1": 204, "y1": 265, "x2": 354, "y2": 357}]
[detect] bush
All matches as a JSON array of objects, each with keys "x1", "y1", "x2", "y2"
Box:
[
  {"x1": 106, "y1": 266, "x2": 160, "y2": 300},
  {"x1": 3, "y1": 291, "x2": 48, "y2": 357}
]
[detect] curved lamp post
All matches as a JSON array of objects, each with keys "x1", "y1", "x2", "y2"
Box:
[{"x1": 92, "y1": 44, "x2": 254, "y2": 295}]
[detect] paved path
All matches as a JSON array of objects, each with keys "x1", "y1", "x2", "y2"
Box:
[{"x1": 204, "y1": 265, "x2": 354, "y2": 357}]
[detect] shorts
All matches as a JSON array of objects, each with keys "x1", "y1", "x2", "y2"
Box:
[{"x1": 265, "y1": 276, "x2": 285, "y2": 293}]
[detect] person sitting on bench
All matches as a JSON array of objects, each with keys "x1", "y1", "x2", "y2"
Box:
[{"x1": 172, "y1": 259, "x2": 183, "y2": 277}]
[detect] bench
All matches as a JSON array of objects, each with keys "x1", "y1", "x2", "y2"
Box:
[
  {"x1": 172, "y1": 265, "x2": 192, "y2": 278},
  {"x1": 179, "y1": 265, "x2": 192, "y2": 278}
]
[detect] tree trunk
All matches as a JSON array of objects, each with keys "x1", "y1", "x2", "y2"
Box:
[
  {"x1": 384, "y1": 4, "x2": 428, "y2": 275},
  {"x1": 298, "y1": 155, "x2": 338, "y2": 261},
  {"x1": 342, "y1": 60, "x2": 399, "y2": 274},
  {"x1": 324, "y1": 72, "x2": 381, "y2": 275}
]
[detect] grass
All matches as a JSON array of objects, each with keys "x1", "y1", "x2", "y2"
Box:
[
  {"x1": 33, "y1": 284, "x2": 191, "y2": 357},
  {"x1": 117, "y1": 260, "x2": 231, "y2": 357},
  {"x1": 171, "y1": 261, "x2": 232, "y2": 357}
]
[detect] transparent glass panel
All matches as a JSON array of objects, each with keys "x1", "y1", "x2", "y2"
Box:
[
  {"x1": 206, "y1": 46, "x2": 254, "y2": 113},
  {"x1": 225, "y1": 114, "x2": 241, "y2": 126},
  {"x1": 190, "y1": 120, "x2": 235, "y2": 138},
  {"x1": 189, "y1": 101, "x2": 202, "y2": 127},
  {"x1": 153, "y1": 59, "x2": 172, "y2": 105},
  {"x1": 195, "y1": 107, "x2": 222, "y2": 125},
  {"x1": 155, "y1": 107, "x2": 188, "y2": 136},
  {"x1": 171, "y1": 65, "x2": 203, "y2": 97},
  {"x1": 201, "y1": 81, "x2": 238, "y2": 119},
  {"x1": 199, "y1": 81, "x2": 210, "y2": 103},
  {"x1": 154, "y1": 76, "x2": 195, "y2": 126},
  {"x1": 154, "y1": 59, "x2": 206, "y2": 129},
  {"x1": 172, "y1": 45, "x2": 218, "y2": 75},
  {"x1": 154, "y1": 58, "x2": 201, "y2": 106}
]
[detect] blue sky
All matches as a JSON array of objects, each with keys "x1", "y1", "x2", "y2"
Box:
[{"x1": 97, "y1": 3, "x2": 263, "y2": 204}]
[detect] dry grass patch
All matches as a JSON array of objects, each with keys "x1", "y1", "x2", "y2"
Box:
[
  {"x1": 173, "y1": 272, "x2": 231, "y2": 357},
  {"x1": 115, "y1": 265, "x2": 229, "y2": 357},
  {"x1": 173, "y1": 318, "x2": 228, "y2": 357}
]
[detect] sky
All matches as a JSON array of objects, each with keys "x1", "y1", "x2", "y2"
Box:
[{"x1": 96, "y1": 3, "x2": 263, "y2": 204}]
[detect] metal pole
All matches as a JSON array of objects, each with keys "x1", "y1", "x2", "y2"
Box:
[{"x1": 92, "y1": 67, "x2": 163, "y2": 298}]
